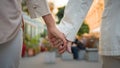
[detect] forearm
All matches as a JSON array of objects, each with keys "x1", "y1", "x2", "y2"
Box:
[
  {"x1": 42, "y1": 14, "x2": 56, "y2": 29},
  {"x1": 58, "y1": 0, "x2": 93, "y2": 41}
]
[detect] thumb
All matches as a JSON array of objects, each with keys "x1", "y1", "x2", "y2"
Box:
[{"x1": 59, "y1": 33, "x2": 67, "y2": 47}]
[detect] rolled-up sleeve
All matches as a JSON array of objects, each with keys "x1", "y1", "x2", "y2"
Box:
[
  {"x1": 26, "y1": 0, "x2": 51, "y2": 18},
  {"x1": 57, "y1": 0, "x2": 93, "y2": 41}
]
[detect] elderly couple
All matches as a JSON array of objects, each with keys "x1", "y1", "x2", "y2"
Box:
[{"x1": 0, "y1": 0, "x2": 120, "y2": 68}]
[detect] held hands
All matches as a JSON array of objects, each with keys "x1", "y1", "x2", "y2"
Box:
[
  {"x1": 46, "y1": 24, "x2": 72, "y2": 54},
  {"x1": 43, "y1": 14, "x2": 72, "y2": 54},
  {"x1": 51, "y1": 37, "x2": 72, "y2": 54},
  {"x1": 43, "y1": 14, "x2": 68, "y2": 53},
  {"x1": 46, "y1": 23, "x2": 72, "y2": 54},
  {"x1": 47, "y1": 26, "x2": 68, "y2": 54}
]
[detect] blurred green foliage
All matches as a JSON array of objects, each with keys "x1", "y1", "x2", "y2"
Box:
[
  {"x1": 77, "y1": 22, "x2": 89, "y2": 36},
  {"x1": 24, "y1": 34, "x2": 40, "y2": 49},
  {"x1": 56, "y1": 6, "x2": 65, "y2": 24}
]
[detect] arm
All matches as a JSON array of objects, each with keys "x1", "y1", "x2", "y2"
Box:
[
  {"x1": 42, "y1": 14, "x2": 67, "y2": 51},
  {"x1": 26, "y1": 0, "x2": 67, "y2": 49},
  {"x1": 57, "y1": 0, "x2": 93, "y2": 41},
  {"x1": 26, "y1": 0, "x2": 55, "y2": 28}
]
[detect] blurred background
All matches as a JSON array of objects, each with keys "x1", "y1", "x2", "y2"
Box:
[{"x1": 19, "y1": 0, "x2": 104, "y2": 68}]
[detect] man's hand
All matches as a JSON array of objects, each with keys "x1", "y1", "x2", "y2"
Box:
[
  {"x1": 42, "y1": 14, "x2": 67, "y2": 54},
  {"x1": 47, "y1": 27, "x2": 67, "y2": 54}
]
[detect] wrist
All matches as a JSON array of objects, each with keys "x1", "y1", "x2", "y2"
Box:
[{"x1": 46, "y1": 23, "x2": 56, "y2": 29}]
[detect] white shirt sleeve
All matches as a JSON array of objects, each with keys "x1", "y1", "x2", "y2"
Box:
[
  {"x1": 26, "y1": 0, "x2": 51, "y2": 18},
  {"x1": 57, "y1": 0, "x2": 93, "y2": 41}
]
